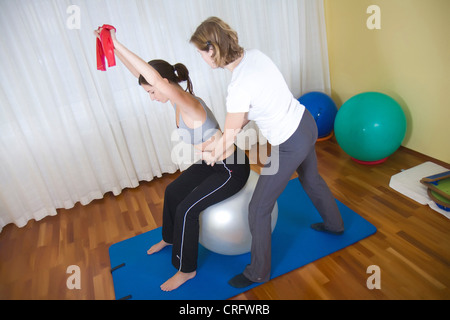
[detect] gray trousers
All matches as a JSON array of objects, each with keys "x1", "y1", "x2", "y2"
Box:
[{"x1": 243, "y1": 110, "x2": 344, "y2": 282}]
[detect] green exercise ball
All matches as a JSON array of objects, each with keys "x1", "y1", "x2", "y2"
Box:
[{"x1": 334, "y1": 92, "x2": 407, "y2": 164}]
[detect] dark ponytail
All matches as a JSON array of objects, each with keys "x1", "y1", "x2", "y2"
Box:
[
  {"x1": 173, "y1": 63, "x2": 194, "y2": 95},
  {"x1": 138, "y1": 59, "x2": 194, "y2": 95}
]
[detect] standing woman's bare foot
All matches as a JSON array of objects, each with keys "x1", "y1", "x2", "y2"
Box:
[
  {"x1": 160, "y1": 271, "x2": 196, "y2": 291},
  {"x1": 147, "y1": 240, "x2": 170, "y2": 255}
]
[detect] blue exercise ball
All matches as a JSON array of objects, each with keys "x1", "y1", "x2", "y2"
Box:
[
  {"x1": 334, "y1": 92, "x2": 407, "y2": 164},
  {"x1": 298, "y1": 91, "x2": 338, "y2": 138}
]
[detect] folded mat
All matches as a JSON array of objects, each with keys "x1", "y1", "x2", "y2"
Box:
[
  {"x1": 389, "y1": 161, "x2": 450, "y2": 219},
  {"x1": 109, "y1": 178, "x2": 377, "y2": 300}
]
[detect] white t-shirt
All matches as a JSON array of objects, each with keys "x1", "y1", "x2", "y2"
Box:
[{"x1": 226, "y1": 49, "x2": 305, "y2": 146}]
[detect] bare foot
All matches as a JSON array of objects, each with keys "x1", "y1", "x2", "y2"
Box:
[
  {"x1": 147, "y1": 240, "x2": 170, "y2": 255},
  {"x1": 160, "y1": 271, "x2": 196, "y2": 291}
]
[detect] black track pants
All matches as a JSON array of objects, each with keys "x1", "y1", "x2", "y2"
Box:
[{"x1": 162, "y1": 147, "x2": 250, "y2": 273}]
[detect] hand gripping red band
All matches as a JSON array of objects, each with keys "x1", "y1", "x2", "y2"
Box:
[{"x1": 96, "y1": 24, "x2": 116, "y2": 71}]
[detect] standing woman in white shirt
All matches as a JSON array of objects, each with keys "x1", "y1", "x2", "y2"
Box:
[{"x1": 190, "y1": 17, "x2": 344, "y2": 288}]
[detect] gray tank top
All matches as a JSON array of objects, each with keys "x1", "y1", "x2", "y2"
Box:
[{"x1": 176, "y1": 96, "x2": 220, "y2": 145}]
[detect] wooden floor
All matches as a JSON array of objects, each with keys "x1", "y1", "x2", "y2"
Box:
[{"x1": 1, "y1": 137, "x2": 449, "y2": 300}]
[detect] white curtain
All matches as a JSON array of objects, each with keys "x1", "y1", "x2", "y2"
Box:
[{"x1": 0, "y1": 0, "x2": 330, "y2": 232}]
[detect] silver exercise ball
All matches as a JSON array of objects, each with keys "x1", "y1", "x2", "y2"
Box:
[{"x1": 199, "y1": 170, "x2": 278, "y2": 255}]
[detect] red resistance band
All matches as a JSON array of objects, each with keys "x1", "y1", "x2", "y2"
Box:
[{"x1": 96, "y1": 24, "x2": 116, "y2": 71}]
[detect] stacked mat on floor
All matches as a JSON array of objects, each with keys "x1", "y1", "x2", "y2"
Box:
[
  {"x1": 389, "y1": 161, "x2": 450, "y2": 219},
  {"x1": 109, "y1": 177, "x2": 377, "y2": 300}
]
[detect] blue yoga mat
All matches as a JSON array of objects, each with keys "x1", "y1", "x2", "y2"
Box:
[{"x1": 109, "y1": 178, "x2": 376, "y2": 300}]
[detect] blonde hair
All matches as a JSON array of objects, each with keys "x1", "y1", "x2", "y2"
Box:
[{"x1": 190, "y1": 17, "x2": 243, "y2": 68}]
